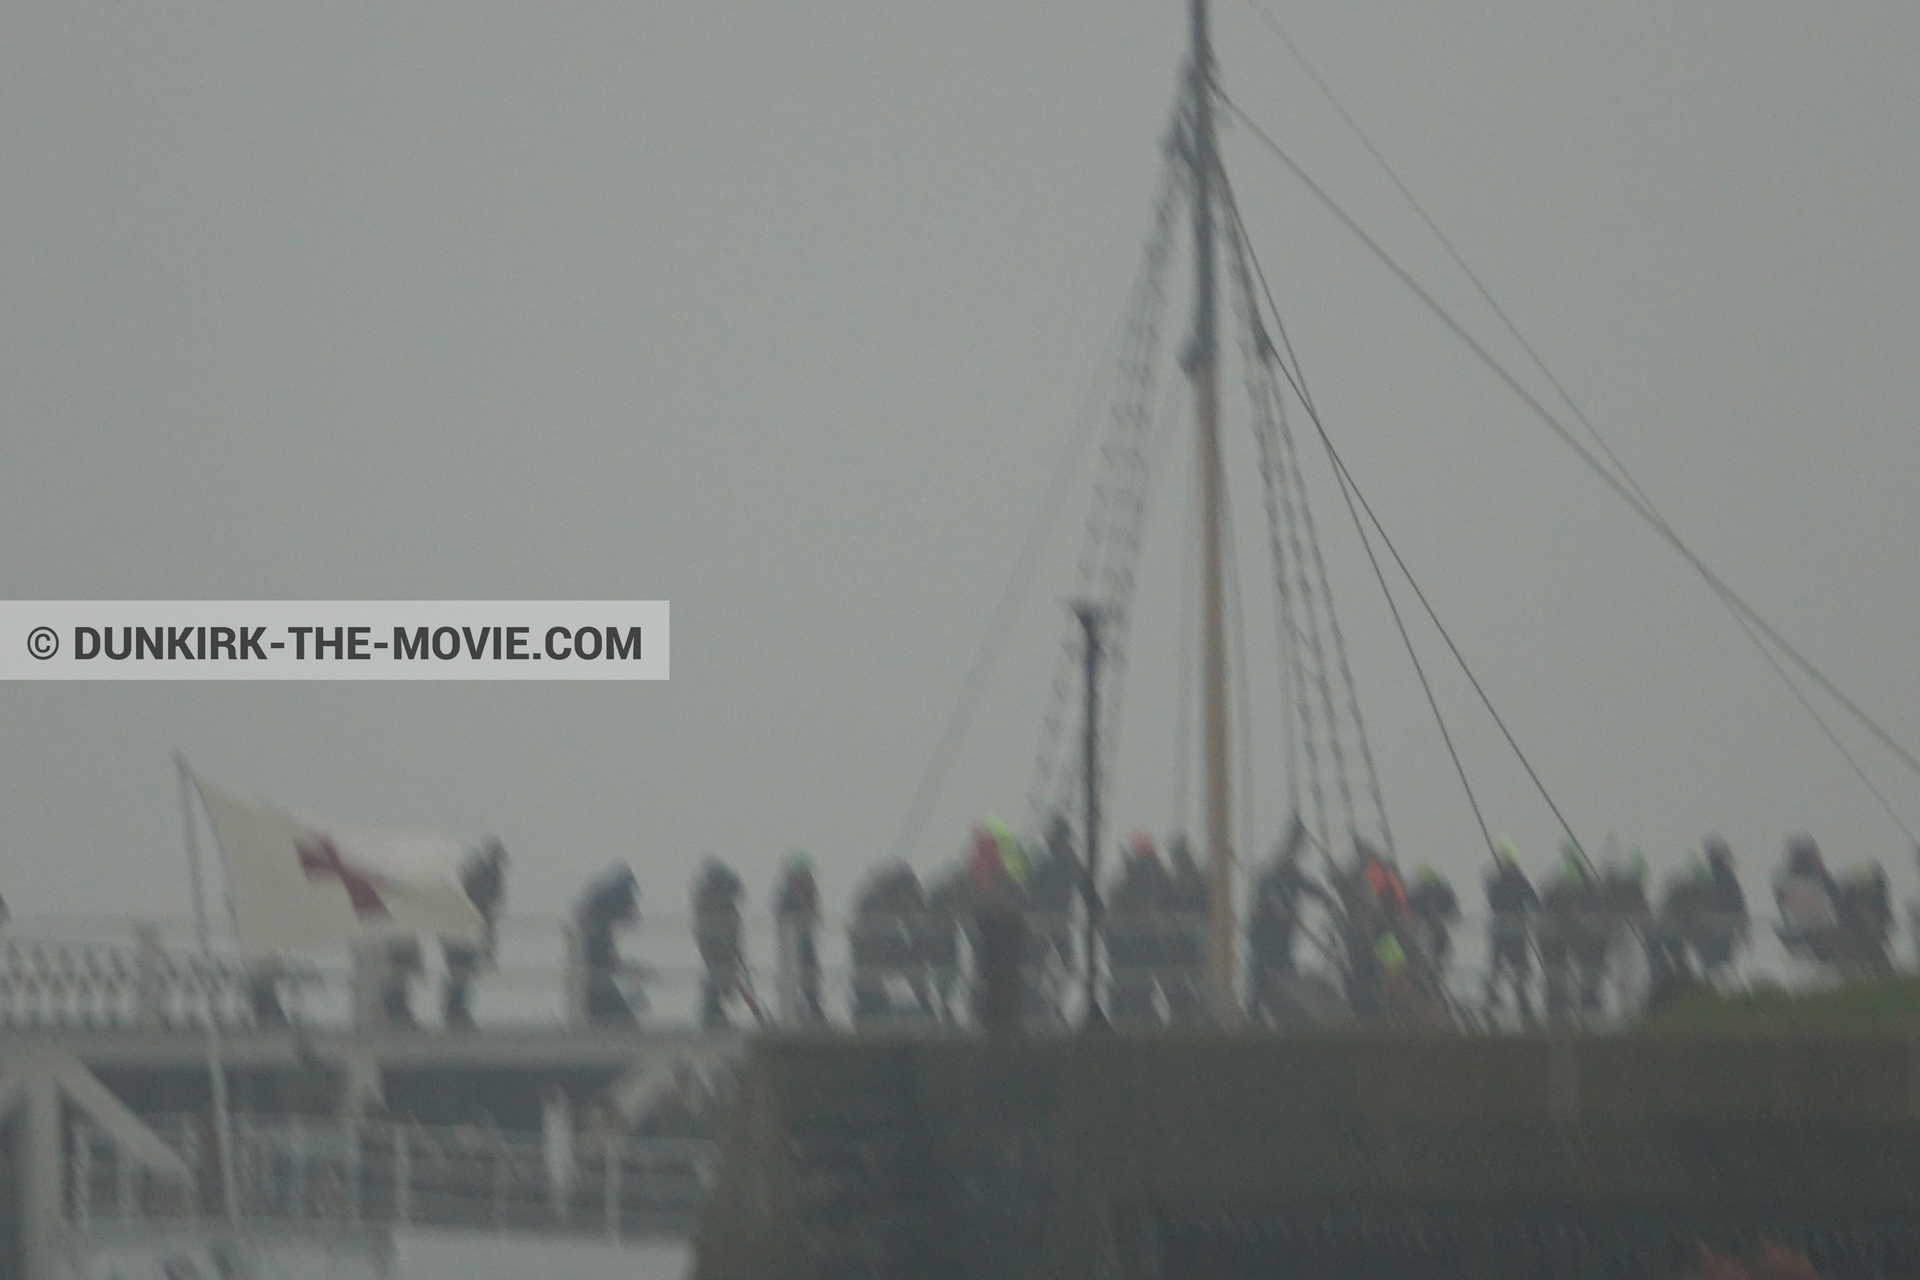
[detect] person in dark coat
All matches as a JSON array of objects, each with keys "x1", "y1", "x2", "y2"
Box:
[
  {"x1": 849, "y1": 860, "x2": 930, "y2": 1022},
  {"x1": 443, "y1": 837, "x2": 508, "y2": 1029},
  {"x1": 574, "y1": 864, "x2": 642, "y2": 1026},
  {"x1": 1647, "y1": 859, "x2": 1709, "y2": 1003},
  {"x1": 923, "y1": 864, "x2": 971, "y2": 1021},
  {"x1": 967, "y1": 825, "x2": 1026, "y2": 1033},
  {"x1": 1695, "y1": 836, "x2": 1748, "y2": 974},
  {"x1": 1538, "y1": 843, "x2": 1606, "y2": 1021},
  {"x1": 1247, "y1": 818, "x2": 1331, "y2": 1023},
  {"x1": 1588, "y1": 851, "x2": 1649, "y2": 1009},
  {"x1": 1105, "y1": 832, "x2": 1171, "y2": 1025},
  {"x1": 1030, "y1": 812, "x2": 1079, "y2": 913},
  {"x1": 1838, "y1": 861, "x2": 1894, "y2": 972},
  {"x1": 381, "y1": 938, "x2": 424, "y2": 1028},
  {"x1": 773, "y1": 854, "x2": 823, "y2": 1023},
  {"x1": 693, "y1": 857, "x2": 747, "y2": 1029},
  {"x1": 1023, "y1": 813, "x2": 1081, "y2": 971},
  {"x1": 1407, "y1": 865, "x2": 1460, "y2": 975},
  {"x1": 1162, "y1": 837, "x2": 1210, "y2": 1022},
  {"x1": 246, "y1": 955, "x2": 289, "y2": 1029},
  {"x1": 1774, "y1": 836, "x2": 1844, "y2": 963},
  {"x1": 1018, "y1": 815, "x2": 1080, "y2": 1027},
  {"x1": 1483, "y1": 841, "x2": 1538, "y2": 1021}
]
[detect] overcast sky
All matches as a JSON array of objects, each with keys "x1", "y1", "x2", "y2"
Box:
[{"x1": 3, "y1": 1, "x2": 1917, "y2": 943}]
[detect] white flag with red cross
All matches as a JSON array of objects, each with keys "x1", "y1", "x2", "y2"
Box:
[{"x1": 193, "y1": 774, "x2": 485, "y2": 955}]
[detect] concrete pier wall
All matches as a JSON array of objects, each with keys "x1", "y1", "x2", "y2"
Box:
[{"x1": 693, "y1": 1029, "x2": 1920, "y2": 1279}]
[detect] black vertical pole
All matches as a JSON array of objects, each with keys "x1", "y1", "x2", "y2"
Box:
[
  {"x1": 1073, "y1": 602, "x2": 1107, "y2": 1028},
  {"x1": 1189, "y1": 0, "x2": 1215, "y2": 365}
]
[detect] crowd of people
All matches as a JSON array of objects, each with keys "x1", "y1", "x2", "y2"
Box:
[
  {"x1": 691, "y1": 818, "x2": 1082, "y2": 1031},
  {"x1": 261, "y1": 820, "x2": 1907, "y2": 1033},
  {"x1": 675, "y1": 821, "x2": 1902, "y2": 1032}
]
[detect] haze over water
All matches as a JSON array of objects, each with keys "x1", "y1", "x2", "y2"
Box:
[{"x1": 4, "y1": 0, "x2": 1917, "y2": 1079}]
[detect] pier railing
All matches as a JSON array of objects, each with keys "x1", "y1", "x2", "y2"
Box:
[
  {"x1": 71, "y1": 1113, "x2": 712, "y2": 1242},
  {"x1": 0, "y1": 906, "x2": 1863, "y2": 1035}
]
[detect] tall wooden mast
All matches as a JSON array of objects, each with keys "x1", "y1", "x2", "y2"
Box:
[{"x1": 1186, "y1": 0, "x2": 1236, "y2": 1021}]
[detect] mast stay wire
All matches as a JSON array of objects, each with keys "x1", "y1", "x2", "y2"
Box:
[
  {"x1": 1224, "y1": 232, "x2": 1301, "y2": 828},
  {"x1": 1233, "y1": 184, "x2": 1389, "y2": 861},
  {"x1": 1278, "y1": 364, "x2": 1397, "y2": 859},
  {"x1": 1221, "y1": 152, "x2": 1397, "y2": 861},
  {"x1": 1230, "y1": 244, "x2": 1306, "y2": 829},
  {"x1": 1028, "y1": 172, "x2": 1179, "y2": 820},
  {"x1": 1315, "y1": 416, "x2": 1596, "y2": 870},
  {"x1": 1023, "y1": 151, "x2": 1184, "y2": 838},
  {"x1": 884, "y1": 327, "x2": 1121, "y2": 862},
  {"x1": 1331, "y1": 441, "x2": 1503, "y2": 863},
  {"x1": 1250, "y1": 309, "x2": 1334, "y2": 861},
  {"x1": 1223, "y1": 470, "x2": 1263, "y2": 881},
  {"x1": 1171, "y1": 432, "x2": 1199, "y2": 835},
  {"x1": 1273, "y1": 362, "x2": 1363, "y2": 855},
  {"x1": 1227, "y1": 6, "x2": 1920, "y2": 840},
  {"x1": 1296, "y1": 398, "x2": 1364, "y2": 852},
  {"x1": 888, "y1": 151, "x2": 1179, "y2": 862},
  {"x1": 1238, "y1": 0, "x2": 1663, "y2": 525},
  {"x1": 1050, "y1": 376, "x2": 1193, "y2": 832},
  {"x1": 1245, "y1": 307, "x2": 1331, "y2": 858},
  {"x1": 1736, "y1": 608, "x2": 1918, "y2": 845},
  {"x1": 1223, "y1": 171, "x2": 1597, "y2": 868},
  {"x1": 1230, "y1": 208, "x2": 1599, "y2": 877},
  {"x1": 1218, "y1": 92, "x2": 1920, "y2": 799},
  {"x1": 1225, "y1": 210, "x2": 1501, "y2": 865}
]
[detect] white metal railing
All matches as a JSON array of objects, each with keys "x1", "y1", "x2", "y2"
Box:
[
  {"x1": 71, "y1": 1114, "x2": 713, "y2": 1242},
  {"x1": 0, "y1": 927, "x2": 271, "y2": 1031},
  {"x1": 0, "y1": 902, "x2": 1893, "y2": 1036}
]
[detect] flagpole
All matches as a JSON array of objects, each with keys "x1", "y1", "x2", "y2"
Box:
[
  {"x1": 176, "y1": 751, "x2": 210, "y2": 953},
  {"x1": 176, "y1": 754, "x2": 241, "y2": 1228}
]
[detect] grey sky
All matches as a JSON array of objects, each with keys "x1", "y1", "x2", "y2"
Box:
[{"x1": 3, "y1": 1, "x2": 1917, "y2": 935}]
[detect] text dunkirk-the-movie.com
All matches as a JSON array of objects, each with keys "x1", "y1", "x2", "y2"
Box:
[{"x1": 1, "y1": 602, "x2": 668, "y2": 681}]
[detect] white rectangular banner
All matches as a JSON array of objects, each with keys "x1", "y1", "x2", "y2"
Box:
[
  {"x1": 0, "y1": 601, "x2": 667, "y2": 680},
  {"x1": 194, "y1": 774, "x2": 484, "y2": 954}
]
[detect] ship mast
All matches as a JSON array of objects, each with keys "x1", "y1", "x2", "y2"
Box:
[{"x1": 1186, "y1": 0, "x2": 1236, "y2": 1021}]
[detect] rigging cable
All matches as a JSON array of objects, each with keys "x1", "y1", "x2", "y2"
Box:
[
  {"x1": 1223, "y1": 182, "x2": 1591, "y2": 866},
  {"x1": 1332, "y1": 445, "x2": 1502, "y2": 862},
  {"x1": 1230, "y1": 5, "x2": 1920, "y2": 840},
  {"x1": 1218, "y1": 93, "x2": 1920, "y2": 794},
  {"x1": 1256, "y1": 332, "x2": 1334, "y2": 860},
  {"x1": 1278, "y1": 385, "x2": 1365, "y2": 853},
  {"x1": 1171, "y1": 432, "x2": 1199, "y2": 834},
  {"x1": 1094, "y1": 377, "x2": 1196, "y2": 818},
  {"x1": 1024, "y1": 152, "x2": 1184, "y2": 836},
  {"x1": 1232, "y1": 209, "x2": 1364, "y2": 858},
  {"x1": 889, "y1": 154, "x2": 1178, "y2": 861},
  {"x1": 1736, "y1": 609, "x2": 1918, "y2": 845},
  {"x1": 1230, "y1": 240, "x2": 1301, "y2": 826},
  {"x1": 1215, "y1": 156, "x2": 1394, "y2": 859},
  {"x1": 883, "y1": 357, "x2": 1108, "y2": 861},
  {"x1": 1238, "y1": 0, "x2": 1666, "y2": 522},
  {"x1": 1034, "y1": 375, "x2": 1192, "y2": 832},
  {"x1": 1225, "y1": 210, "x2": 1500, "y2": 862},
  {"x1": 1218, "y1": 439, "x2": 1262, "y2": 871},
  {"x1": 1246, "y1": 260, "x2": 1391, "y2": 855}
]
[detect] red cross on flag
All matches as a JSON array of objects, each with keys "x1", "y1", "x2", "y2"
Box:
[{"x1": 193, "y1": 774, "x2": 485, "y2": 955}]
